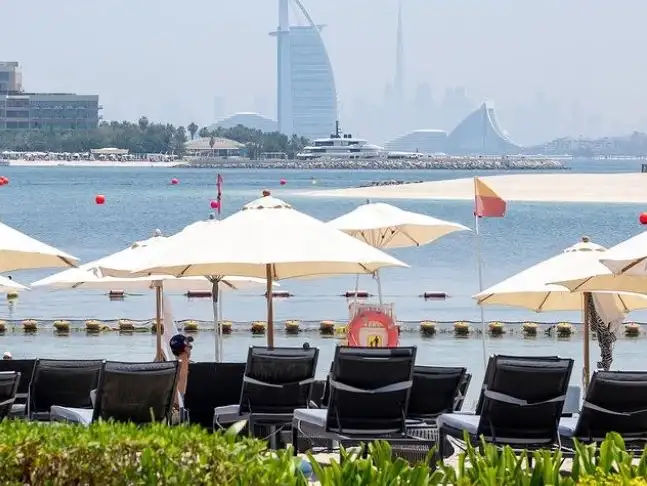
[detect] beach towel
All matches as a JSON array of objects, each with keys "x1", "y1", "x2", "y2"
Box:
[{"x1": 587, "y1": 293, "x2": 622, "y2": 371}]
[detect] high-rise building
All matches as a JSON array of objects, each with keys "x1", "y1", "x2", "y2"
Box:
[
  {"x1": 270, "y1": 0, "x2": 337, "y2": 140},
  {"x1": 0, "y1": 62, "x2": 99, "y2": 131}
]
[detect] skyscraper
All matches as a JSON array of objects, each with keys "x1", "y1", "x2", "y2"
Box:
[{"x1": 270, "y1": 0, "x2": 337, "y2": 140}]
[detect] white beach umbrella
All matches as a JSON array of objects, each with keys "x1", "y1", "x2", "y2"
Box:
[
  {"x1": 474, "y1": 237, "x2": 647, "y2": 387},
  {"x1": 125, "y1": 194, "x2": 409, "y2": 347},
  {"x1": 0, "y1": 275, "x2": 29, "y2": 292},
  {"x1": 33, "y1": 230, "x2": 271, "y2": 360},
  {"x1": 328, "y1": 201, "x2": 469, "y2": 302},
  {"x1": 553, "y1": 230, "x2": 647, "y2": 295},
  {"x1": 0, "y1": 221, "x2": 78, "y2": 272}
]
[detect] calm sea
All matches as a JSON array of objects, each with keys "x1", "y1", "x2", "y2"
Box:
[{"x1": 0, "y1": 159, "x2": 645, "y2": 402}]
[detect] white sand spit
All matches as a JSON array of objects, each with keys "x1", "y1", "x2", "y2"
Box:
[{"x1": 304, "y1": 173, "x2": 647, "y2": 204}]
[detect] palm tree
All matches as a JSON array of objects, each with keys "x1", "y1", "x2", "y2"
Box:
[
  {"x1": 198, "y1": 127, "x2": 211, "y2": 139},
  {"x1": 187, "y1": 122, "x2": 198, "y2": 140},
  {"x1": 138, "y1": 116, "x2": 149, "y2": 132}
]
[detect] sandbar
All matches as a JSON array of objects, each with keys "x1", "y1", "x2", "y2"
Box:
[{"x1": 303, "y1": 173, "x2": 647, "y2": 204}]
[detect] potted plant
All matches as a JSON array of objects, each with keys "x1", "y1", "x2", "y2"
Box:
[
  {"x1": 251, "y1": 321, "x2": 266, "y2": 335},
  {"x1": 453, "y1": 321, "x2": 470, "y2": 337},
  {"x1": 522, "y1": 321, "x2": 538, "y2": 336},
  {"x1": 420, "y1": 321, "x2": 437, "y2": 337},
  {"x1": 22, "y1": 319, "x2": 38, "y2": 333},
  {"x1": 284, "y1": 320, "x2": 300, "y2": 335},
  {"x1": 319, "y1": 320, "x2": 336, "y2": 336}
]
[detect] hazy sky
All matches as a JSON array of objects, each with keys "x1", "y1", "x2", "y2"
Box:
[{"x1": 3, "y1": 0, "x2": 646, "y2": 141}]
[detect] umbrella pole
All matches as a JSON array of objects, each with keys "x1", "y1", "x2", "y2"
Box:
[
  {"x1": 376, "y1": 270, "x2": 383, "y2": 306},
  {"x1": 582, "y1": 292, "x2": 591, "y2": 390},
  {"x1": 154, "y1": 282, "x2": 163, "y2": 361},
  {"x1": 266, "y1": 264, "x2": 274, "y2": 348},
  {"x1": 218, "y1": 288, "x2": 224, "y2": 361},
  {"x1": 211, "y1": 279, "x2": 222, "y2": 362}
]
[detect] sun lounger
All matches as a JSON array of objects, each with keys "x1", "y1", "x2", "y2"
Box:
[
  {"x1": 438, "y1": 355, "x2": 573, "y2": 456},
  {"x1": 0, "y1": 372, "x2": 20, "y2": 421},
  {"x1": 50, "y1": 361, "x2": 178, "y2": 425},
  {"x1": 558, "y1": 371, "x2": 647, "y2": 451},
  {"x1": 408, "y1": 366, "x2": 468, "y2": 421},
  {"x1": 29, "y1": 359, "x2": 104, "y2": 421},
  {"x1": 0, "y1": 359, "x2": 35, "y2": 418},
  {"x1": 213, "y1": 346, "x2": 319, "y2": 447},
  {"x1": 292, "y1": 346, "x2": 434, "y2": 460},
  {"x1": 184, "y1": 362, "x2": 246, "y2": 430}
]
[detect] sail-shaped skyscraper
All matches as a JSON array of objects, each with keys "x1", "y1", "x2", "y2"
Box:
[{"x1": 270, "y1": 0, "x2": 337, "y2": 140}]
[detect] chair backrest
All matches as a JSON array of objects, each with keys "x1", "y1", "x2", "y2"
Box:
[
  {"x1": 239, "y1": 346, "x2": 319, "y2": 415},
  {"x1": 407, "y1": 366, "x2": 467, "y2": 420},
  {"x1": 477, "y1": 355, "x2": 573, "y2": 446},
  {"x1": 184, "y1": 362, "x2": 246, "y2": 429},
  {"x1": 455, "y1": 373, "x2": 472, "y2": 411},
  {"x1": 29, "y1": 359, "x2": 104, "y2": 416},
  {"x1": 573, "y1": 371, "x2": 647, "y2": 442},
  {"x1": 475, "y1": 355, "x2": 561, "y2": 414},
  {"x1": 326, "y1": 346, "x2": 417, "y2": 435},
  {"x1": 0, "y1": 372, "x2": 20, "y2": 421},
  {"x1": 0, "y1": 359, "x2": 35, "y2": 399},
  {"x1": 93, "y1": 361, "x2": 178, "y2": 424}
]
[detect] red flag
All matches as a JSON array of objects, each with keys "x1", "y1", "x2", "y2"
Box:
[
  {"x1": 216, "y1": 174, "x2": 223, "y2": 215},
  {"x1": 474, "y1": 177, "x2": 506, "y2": 218}
]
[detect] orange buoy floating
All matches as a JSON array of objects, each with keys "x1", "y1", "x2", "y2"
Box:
[
  {"x1": 279, "y1": 178, "x2": 287, "y2": 186},
  {"x1": 422, "y1": 291, "x2": 448, "y2": 300},
  {"x1": 346, "y1": 310, "x2": 399, "y2": 348},
  {"x1": 171, "y1": 178, "x2": 179, "y2": 185},
  {"x1": 95, "y1": 194, "x2": 106, "y2": 205},
  {"x1": 343, "y1": 290, "x2": 370, "y2": 298},
  {"x1": 186, "y1": 290, "x2": 212, "y2": 298}
]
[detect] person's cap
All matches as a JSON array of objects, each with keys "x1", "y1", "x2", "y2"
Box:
[
  {"x1": 3, "y1": 351, "x2": 12, "y2": 359},
  {"x1": 169, "y1": 334, "x2": 194, "y2": 356}
]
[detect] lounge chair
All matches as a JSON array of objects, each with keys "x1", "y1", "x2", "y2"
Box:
[
  {"x1": 558, "y1": 371, "x2": 647, "y2": 451},
  {"x1": 213, "y1": 346, "x2": 318, "y2": 446},
  {"x1": 184, "y1": 362, "x2": 246, "y2": 430},
  {"x1": 292, "y1": 347, "x2": 433, "y2": 458},
  {"x1": 0, "y1": 359, "x2": 35, "y2": 418},
  {"x1": 0, "y1": 372, "x2": 21, "y2": 421},
  {"x1": 50, "y1": 361, "x2": 178, "y2": 425},
  {"x1": 408, "y1": 366, "x2": 468, "y2": 421},
  {"x1": 437, "y1": 355, "x2": 573, "y2": 456},
  {"x1": 29, "y1": 359, "x2": 104, "y2": 420}
]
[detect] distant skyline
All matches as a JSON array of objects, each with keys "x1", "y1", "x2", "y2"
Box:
[{"x1": 2, "y1": 0, "x2": 647, "y2": 145}]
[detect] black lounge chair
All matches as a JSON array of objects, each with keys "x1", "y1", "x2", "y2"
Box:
[
  {"x1": 0, "y1": 372, "x2": 21, "y2": 421},
  {"x1": 29, "y1": 359, "x2": 104, "y2": 420},
  {"x1": 292, "y1": 347, "x2": 433, "y2": 457},
  {"x1": 437, "y1": 355, "x2": 573, "y2": 455},
  {"x1": 408, "y1": 366, "x2": 468, "y2": 421},
  {"x1": 184, "y1": 362, "x2": 246, "y2": 430},
  {"x1": 0, "y1": 359, "x2": 35, "y2": 417},
  {"x1": 213, "y1": 346, "x2": 318, "y2": 446},
  {"x1": 50, "y1": 361, "x2": 178, "y2": 425},
  {"x1": 558, "y1": 371, "x2": 647, "y2": 451}
]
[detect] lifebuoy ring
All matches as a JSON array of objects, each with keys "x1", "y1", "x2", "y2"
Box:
[{"x1": 346, "y1": 310, "x2": 399, "y2": 348}]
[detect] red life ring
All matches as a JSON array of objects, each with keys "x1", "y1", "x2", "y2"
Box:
[{"x1": 346, "y1": 310, "x2": 399, "y2": 348}]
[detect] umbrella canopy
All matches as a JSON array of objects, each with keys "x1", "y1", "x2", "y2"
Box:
[
  {"x1": 0, "y1": 221, "x2": 77, "y2": 272},
  {"x1": 328, "y1": 202, "x2": 469, "y2": 249},
  {"x1": 474, "y1": 238, "x2": 647, "y2": 312},
  {"x1": 0, "y1": 275, "x2": 28, "y2": 292},
  {"x1": 553, "y1": 230, "x2": 647, "y2": 294},
  {"x1": 128, "y1": 195, "x2": 409, "y2": 280}
]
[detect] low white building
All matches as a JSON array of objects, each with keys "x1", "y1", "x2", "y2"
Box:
[{"x1": 185, "y1": 137, "x2": 245, "y2": 157}]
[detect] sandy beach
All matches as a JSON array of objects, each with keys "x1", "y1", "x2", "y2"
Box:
[
  {"x1": 304, "y1": 172, "x2": 647, "y2": 204},
  {"x1": 7, "y1": 159, "x2": 178, "y2": 168}
]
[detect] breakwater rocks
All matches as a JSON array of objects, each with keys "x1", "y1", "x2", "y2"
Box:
[{"x1": 177, "y1": 156, "x2": 566, "y2": 171}]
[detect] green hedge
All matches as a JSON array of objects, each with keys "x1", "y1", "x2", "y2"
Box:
[{"x1": 0, "y1": 420, "x2": 645, "y2": 485}]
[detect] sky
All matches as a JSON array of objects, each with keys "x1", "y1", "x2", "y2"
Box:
[{"x1": 3, "y1": 0, "x2": 647, "y2": 144}]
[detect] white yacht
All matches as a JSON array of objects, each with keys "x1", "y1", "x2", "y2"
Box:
[{"x1": 296, "y1": 122, "x2": 384, "y2": 160}]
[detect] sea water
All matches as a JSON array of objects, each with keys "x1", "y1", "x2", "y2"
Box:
[{"x1": 0, "y1": 159, "x2": 645, "y2": 404}]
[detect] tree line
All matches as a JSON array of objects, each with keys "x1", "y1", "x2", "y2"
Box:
[{"x1": 0, "y1": 117, "x2": 310, "y2": 159}]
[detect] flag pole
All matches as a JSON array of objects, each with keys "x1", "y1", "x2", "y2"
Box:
[
  {"x1": 214, "y1": 174, "x2": 224, "y2": 361},
  {"x1": 474, "y1": 177, "x2": 488, "y2": 368}
]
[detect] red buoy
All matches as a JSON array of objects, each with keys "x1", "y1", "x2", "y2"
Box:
[
  {"x1": 210, "y1": 200, "x2": 220, "y2": 210},
  {"x1": 640, "y1": 212, "x2": 647, "y2": 225},
  {"x1": 279, "y1": 178, "x2": 287, "y2": 186},
  {"x1": 171, "y1": 178, "x2": 179, "y2": 185},
  {"x1": 0, "y1": 177, "x2": 9, "y2": 185},
  {"x1": 95, "y1": 194, "x2": 106, "y2": 205}
]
